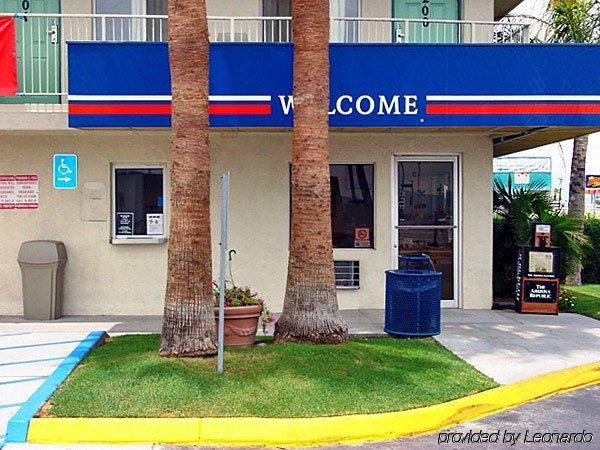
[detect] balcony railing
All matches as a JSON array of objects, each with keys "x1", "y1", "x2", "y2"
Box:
[{"x1": 0, "y1": 13, "x2": 530, "y2": 98}]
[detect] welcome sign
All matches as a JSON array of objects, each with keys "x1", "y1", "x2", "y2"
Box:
[{"x1": 67, "y1": 42, "x2": 600, "y2": 128}]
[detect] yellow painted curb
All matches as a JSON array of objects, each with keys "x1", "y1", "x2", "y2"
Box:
[{"x1": 29, "y1": 361, "x2": 600, "y2": 446}]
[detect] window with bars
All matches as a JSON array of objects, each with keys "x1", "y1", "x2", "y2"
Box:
[{"x1": 334, "y1": 260, "x2": 360, "y2": 289}]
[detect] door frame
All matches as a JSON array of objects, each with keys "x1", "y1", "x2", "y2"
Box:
[
  {"x1": 391, "y1": 0, "x2": 462, "y2": 20},
  {"x1": 391, "y1": 154, "x2": 461, "y2": 308}
]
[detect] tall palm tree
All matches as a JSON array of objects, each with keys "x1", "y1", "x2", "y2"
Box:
[
  {"x1": 274, "y1": 0, "x2": 349, "y2": 344},
  {"x1": 160, "y1": 0, "x2": 217, "y2": 357},
  {"x1": 548, "y1": 0, "x2": 600, "y2": 284}
]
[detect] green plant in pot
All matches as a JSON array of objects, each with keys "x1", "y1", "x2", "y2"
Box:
[{"x1": 213, "y1": 282, "x2": 275, "y2": 347}]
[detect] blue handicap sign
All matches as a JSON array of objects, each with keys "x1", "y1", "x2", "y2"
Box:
[{"x1": 53, "y1": 154, "x2": 78, "y2": 189}]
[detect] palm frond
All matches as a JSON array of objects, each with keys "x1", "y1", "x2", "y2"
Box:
[{"x1": 547, "y1": 0, "x2": 600, "y2": 43}]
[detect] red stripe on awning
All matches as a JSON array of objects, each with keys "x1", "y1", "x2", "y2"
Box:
[
  {"x1": 69, "y1": 103, "x2": 172, "y2": 115},
  {"x1": 69, "y1": 103, "x2": 272, "y2": 116},
  {"x1": 208, "y1": 104, "x2": 271, "y2": 115},
  {"x1": 0, "y1": 17, "x2": 17, "y2": 96},
  {"x1": 427, "y1": 103, "x2": 600, "y2": 115}
]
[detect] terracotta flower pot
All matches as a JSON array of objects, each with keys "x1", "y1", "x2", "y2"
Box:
[{"x1": 214, "y1": 304, "x2": 263, "y2": 347}]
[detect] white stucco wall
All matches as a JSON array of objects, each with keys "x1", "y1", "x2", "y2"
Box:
[
  {"x1": 0, "y1": 130, "x2": 493, "y2": 316},
  {"x1": 203, "y1": 1, "x2": 496, "y2": 21},
  {"x1": 206, "y1": 0, "x2": 261, "y2": 16}
]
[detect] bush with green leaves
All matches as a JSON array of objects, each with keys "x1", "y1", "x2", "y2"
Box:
[
  {"x1": 558, "y1": 288, "x2": 577, "y2": 311},
  {"x1": 582, "y1": 216, "x2": 600, "y2": 284},
  {"x1": 493, "y1": 180, "x2": 588, "y2": 298}
]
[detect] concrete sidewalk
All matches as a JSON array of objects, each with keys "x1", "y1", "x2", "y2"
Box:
[
  {"x1": 2, "y1": 310, "x2": 599, "y2": 384},
  {"x1": 0, "y1": 309, "x2": 385, "y2": 336},
  {"x1": 0, "y1": 330, "x2": 92, "y2": 447},
  {"x1": 437, "y1": 310, "x2": 600, "y2": 383}
]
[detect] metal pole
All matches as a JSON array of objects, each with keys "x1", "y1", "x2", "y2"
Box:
[{"x1": 217, "y1": 171, "x2": 230, "y2": 374}]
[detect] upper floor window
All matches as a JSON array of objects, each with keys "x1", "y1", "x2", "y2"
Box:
[
  {"x1": 95, "y1": 0, "x2": 168, "y2": 41},
  {"x1": 262, "y1": 0, "x2": 360, "y2": 43},
  {"x1": 330, "y1": 0, "x2": 360, "y2": 43},
  {"x1": 262, "y1": 0, "x2": 291, "y2": 42}
]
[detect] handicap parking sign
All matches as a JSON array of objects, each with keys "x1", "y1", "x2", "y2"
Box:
[{"x1": 53, "y1": 154, "x2": 78, "y2": 190}]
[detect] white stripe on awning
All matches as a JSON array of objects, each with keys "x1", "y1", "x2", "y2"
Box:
[
  {"x1": 68, "y1": 95, "x2": 272, "y2": 102},
  {"x1": 426, "y1": 95, "x2": 600, "y2": 102},
  {"x1": 209, "y1": 95, "x2": 271, "y2": 102},
  {"x1": 68, "y1": 95, "x2": 172, "y2": 101}
]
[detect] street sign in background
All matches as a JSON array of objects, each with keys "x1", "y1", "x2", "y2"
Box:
[
  {"x1": 586, "y1": 175, "x2": 600, "y2": 189},
  {"x1": 53, "y1": 154, "x2": 78, "y2": 190}
]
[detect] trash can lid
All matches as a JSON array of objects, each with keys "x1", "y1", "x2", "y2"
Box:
[
  {"x1": 18, "y1": 241, "x2": 67, "y2": 264},
  {"x1": 386, "y1": 269, "x2": 442, "y2": 277},
  {"x1": 399, "y1": 254, "x2": 431, "y2": 262}
]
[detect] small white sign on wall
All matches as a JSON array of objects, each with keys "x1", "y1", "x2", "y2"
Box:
[{"x1": 146, "y1": 213, "x2": 164, "y2": 235}]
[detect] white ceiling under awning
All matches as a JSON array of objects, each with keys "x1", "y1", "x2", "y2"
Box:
[{"x1": 495, "y1": 0, "x2": 527, "y2": 20}]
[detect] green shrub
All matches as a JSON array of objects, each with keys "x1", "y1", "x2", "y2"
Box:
[
  {"x1": 558, "y1": 288, "x2": 577, "y2": 311},
  {"x1": 582, "y1": 216, "x2": 600, "y2": 284}
]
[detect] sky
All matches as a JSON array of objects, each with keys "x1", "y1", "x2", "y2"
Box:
[{"x1": 501, "y1": 0, "x2": 600, "y2": 202}]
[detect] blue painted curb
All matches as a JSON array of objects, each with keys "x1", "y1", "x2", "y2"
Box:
[{"x1": 5, "y1": 331, "x2": 107, "y2": 443}]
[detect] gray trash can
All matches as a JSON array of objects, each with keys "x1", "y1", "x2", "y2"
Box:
[{"x1": 18, "y1": 241, "x2": 67, "y2": 320}]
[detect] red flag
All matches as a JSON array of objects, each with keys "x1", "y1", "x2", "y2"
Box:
[{"x1": 0, "y1": 17, "x2": 17, "y2": 96}]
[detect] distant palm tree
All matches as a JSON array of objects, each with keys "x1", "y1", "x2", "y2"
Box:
[
  {"x1": 548, "y1": 0, "x2": 600, "y2": 284},
  {"x1": 160, "y1": 0, "x2": 217, "y2": 357},
  {"x1": 274, "y1": 0, "x2": 349, "y2": 344}
]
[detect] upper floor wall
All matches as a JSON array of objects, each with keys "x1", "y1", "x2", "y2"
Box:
[
  {"x1": 59, "y1": 0, "x2": 518, "y2": 44},
  {"x1": 59, "y1": 1, "x2": 502, "y2": 21}
]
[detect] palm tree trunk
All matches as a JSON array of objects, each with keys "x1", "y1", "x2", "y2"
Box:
[
  {"x1": 274, "y1": 0, "x2": 348, "y2": 344},
  {"x1": 160, "y1": 0, "x2": 217, "y2": 356},
  {"x1": 565, "y1": 135, "x2": 588, "y2": 286}
]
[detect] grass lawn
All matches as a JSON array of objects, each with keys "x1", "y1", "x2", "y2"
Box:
[
  {"x1": 562, "y1": 284, "x2": 600, "y2": 321},
  {"x1": 44, "y1": 335, "x2": 497, "y2": 418}
]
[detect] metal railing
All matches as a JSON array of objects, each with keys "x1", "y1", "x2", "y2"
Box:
[
  {"x1": 0, "y1": 13, "x2": 529, "y2": 97},
  {"x1": 331, "y1": 17, "x2": 530, "y2": 44}
]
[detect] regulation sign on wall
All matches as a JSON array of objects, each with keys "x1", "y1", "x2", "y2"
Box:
[{"x1": 0, "y1": 174, "x2": 39, "y2": 209}]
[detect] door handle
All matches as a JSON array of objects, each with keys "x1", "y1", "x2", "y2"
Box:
[{"x1": 48, "y1": 23, "x2": 58, "y2": 44}]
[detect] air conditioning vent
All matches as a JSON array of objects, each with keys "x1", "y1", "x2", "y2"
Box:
[{"x1": 334, "y1": 260, "x2": 360, "y2": 289}]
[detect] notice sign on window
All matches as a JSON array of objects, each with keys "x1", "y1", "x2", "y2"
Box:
[
  {"x1": 528, "y1": 251, "x2": 554, "y2": 274},
  {"x1": 116, "y1": 212, "x2": 134, "y2": 235},
  {"x1": 354, "y1": 227, "x2": 371, "y2": 248},
  {"x1": 0, "y1": 174, "x2": 38, "y2": 209},
  {"x1": 146, "y1": 213, "x2": 164, "y2": 235}
]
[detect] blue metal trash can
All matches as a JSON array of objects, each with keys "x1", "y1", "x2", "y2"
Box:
[{"x1": 384, "y1": 254, "x2": 442, "y2": 337}]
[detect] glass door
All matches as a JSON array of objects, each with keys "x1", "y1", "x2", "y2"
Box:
[{"x1": 394, "y1": 157, "x2": 458, "y2": 307}]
